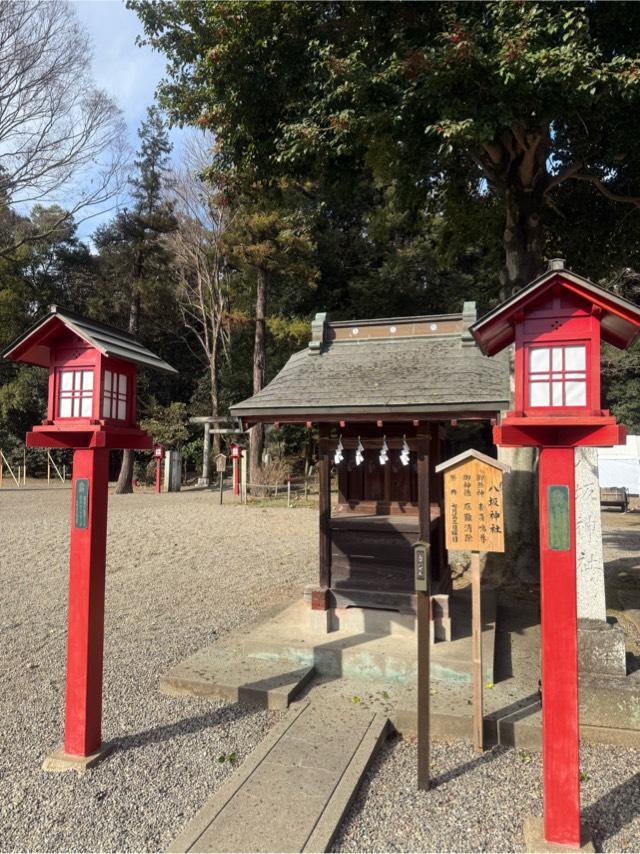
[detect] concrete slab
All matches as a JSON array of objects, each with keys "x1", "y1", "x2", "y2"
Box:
[
  {"x1": 160, "y1": 649, "x2": 314, "y2": 710},
  {"x1": 523, "y1": 817, "x2": 595, "y2": 853},
  {"x1": 163, "y1": 592, "x2": 640, "y2": 752},
  {"x1": 162, "y1": 591, "x2": 497, "y2": 700},
  {"x1": 42, "y1": 742, "x2": 113, "y2": 773},
  {"x1": 167, "y1": 701, "x2": 390, "y2": 853},
  {"x1": 292, "y1": 596, "x2": 640, "y2": 750}
]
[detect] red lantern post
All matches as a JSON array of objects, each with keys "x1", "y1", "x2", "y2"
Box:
[
  {"x1": 154, "y1": 444, "x2": 164, "y2": 494},
  {"x1": 2, "y1": 307, "x2": 176, "y2": 770},
  {"x1": 231, "y1": 443, "x2": 242, "y2": 496},
  {"x1": 471, "y1": 261, "x2": 640, "y2": 849}
]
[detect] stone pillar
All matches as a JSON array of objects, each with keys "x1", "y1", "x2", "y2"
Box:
[
  {"x1": 575, "y1": 447, "x2": 606, "y2": 621},
  {"x1": 575, "y1": 446, "x2": 627, "y2": 677},
  {"x1": 164, "y1": 450, "x2": 182, "y2": 492},
  {"x1": 198, "y1": 422, "x2": 211, "y2": 486}
]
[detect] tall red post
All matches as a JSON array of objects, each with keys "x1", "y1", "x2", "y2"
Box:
[
  {"x1": 539, "y1": 446, "x2": 581, "y2": 847},
  {"x1": 155, "y1": 457, "x2": 162, "y2": 493},
  {"x1": 64, "y1": 448, "x2": 110, "y2": 757},
  {"x1": 233, "y1": 456, "x2": 239, "y2": 496}
]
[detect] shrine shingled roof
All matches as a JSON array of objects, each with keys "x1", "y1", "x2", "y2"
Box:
[{"x1": 231, "y1": 304, "x2": 510, "y2": 423}]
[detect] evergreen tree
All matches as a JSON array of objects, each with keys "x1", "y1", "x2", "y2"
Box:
[
  {"x1": 94, "y1": 105, "x2": 177, "y2": 493},
  {"x1": 221, "y1": 185, "x2": 316, "y2": 483},
  {"x1": 132, "y1": 0, "x2": 640, "y2": 580},
  {"x1": 0, "y1": 204, "x2": 96, "y2": 458}
]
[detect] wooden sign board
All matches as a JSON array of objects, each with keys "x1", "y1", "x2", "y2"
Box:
[
  {"x1": 215, "y1": 453, "x2": 227, "y2": 473},
  {"x1": 436, "y1": 450, "x2": 508, "y2": 553}
]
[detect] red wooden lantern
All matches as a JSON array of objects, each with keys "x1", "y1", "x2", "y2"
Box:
[
  {"x1": 2, "y1": 306, "x2": 176, "y2": 770},
  {"x1": 4, "y1": 306, "x2": 174, "y2": 450},
  {"x1": 230, "y1": 443, "x2": 243, "y2": 495},
  {"x1": 471, "y1": 260, "x2": 640, "y2": 849},
  {"x1": 154, "y1": 444, "x2": 165, "y2": 494}
]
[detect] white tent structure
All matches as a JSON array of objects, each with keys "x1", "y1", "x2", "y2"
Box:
[{"x1": 597, "y1": 434, "x2": 640, "y2": 495}]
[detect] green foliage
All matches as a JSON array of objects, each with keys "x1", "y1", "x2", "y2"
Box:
[
  {"x1": 92, "y1": 106, "x2": 177, "y2": 334},
  {"x1": 92, "y1": 107, "x2": 191, "y2": 422},
  {"x1": 139, "y1": 400, "x2": 189, "y2": 448},
  {"x1": 5, "y1": 3, "x2": 640, "y2": 466},
  {"x1": 603, "y1": 341, "x2": 640, "y2": 433},
  {"x1": 132, "y1": 1, "x2": 640, "y2": 294},
  {"x1": 128, "y1": 0, "x2": 640, "y2": 431}
]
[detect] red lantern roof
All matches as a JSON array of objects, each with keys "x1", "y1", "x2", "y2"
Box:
[
  {"x1": 470, "y1": 260, "x2": 640, "y2": 356},
  {"x1": 2, "y1": 305, "x2": 177, "y2": 373}
]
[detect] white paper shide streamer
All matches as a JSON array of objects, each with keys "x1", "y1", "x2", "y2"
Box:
[
  {"x1": 333, "y1": 435, "x2": 344, "y2": 465},
  {"x1": 355, "y1": 437, "x2": 365, "y2": 466},
  {"x1": 379, "y1": 435, "x2": 389, "y2": 466},
  {"x1": 400, "y1": 435, "x2": 410, "y2": 466}
]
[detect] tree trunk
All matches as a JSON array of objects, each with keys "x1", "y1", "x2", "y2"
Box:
[
  {"x1": 115, "y1": 289, "x2": 141, "y2": 495},
  {"x1": 493, "y1": 189, "x2": 546, "y2": 582},
  {"x1": 115, "y1": 448, "x2": 136, "y2": 494},
  {"x1": 249, "y1": 267, "x2": 266, "y2": 485},
  {"x1": 210, "y1": 337, "x2": 222, "y2": 459},
  {"x1": 500, "y1": 186, "x2": 546, "y2": 297}
]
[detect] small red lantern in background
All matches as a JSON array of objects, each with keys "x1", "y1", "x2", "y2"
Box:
[
  {"x1": 230, "y1": 443, "x2": 242, "y2": 496},
  {"x1": 154, "y1": 444, "x2": 164, "y2": 494},
  {"x1": 471, "y1": 261, "x2": 640, "y2": 849},
  {"x1": 2, "y1": 306, "x2": 176, "y2": 769}
]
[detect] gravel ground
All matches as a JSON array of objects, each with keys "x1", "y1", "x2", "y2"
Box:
[
  {"x1": 602, "y1": 510, "x2": 640, "y2": 664},
  {"x1": 332, "y1": 513, "x2": 640, "y2": 854},
  {"x1": 2, "y1": 487, "x2": 640, "y2": 852},
  {"x1": 0, "y1": 486, "x2": 316, "y2": 852},
  {"x1": 333, "y1": 735, "x2": 640, "y2": 853}
]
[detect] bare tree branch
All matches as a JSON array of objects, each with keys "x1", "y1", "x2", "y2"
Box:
[
  {"x1": 545, "y1": 162, "x2": 640, "y2": 211},
  {"x1": 569, "y1": 173, "x2": 640, "y2": 208},
  {"x1": 165, "y1": 132, "x2": 234, "y2": 430},
  {"x1": 0, "y1": 1, "x2": 127, "y2": 256}
]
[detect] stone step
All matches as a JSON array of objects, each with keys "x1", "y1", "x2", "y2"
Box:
[
  {"x1": 241, "y1": 592, "x2": 497, "y2": 686},
  {"x1": 160, "y1": 650, "x2": 314, "y2": 710},
  {"x1": 167, "y1": 701, "x2": 390, "y2": 854},
  {"x1": 160, "y1": 591, "x2": 497, "y2": 709}
]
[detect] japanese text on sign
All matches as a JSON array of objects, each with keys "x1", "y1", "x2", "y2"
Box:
[{"x1": 442, "y1": 459, "x2": 505, "y2": 553}]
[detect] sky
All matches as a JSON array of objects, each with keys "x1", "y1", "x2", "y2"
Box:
[{"x1": 71, "y1": 0, "x2": 188, "y2": 241}]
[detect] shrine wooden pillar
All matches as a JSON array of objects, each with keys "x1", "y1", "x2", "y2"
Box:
[
  {"x1": 416, "y1": 422, "x2": 431, "y2": 789},
  {"x1": 417, "y1": 423, "x2": 430, "y2": 541},
  {"x1": 316, "y1": 423, "x2": 332, "y2": 607},
  {"x1": 429, "y1": 423, "x2": 446, "y2": 585}
]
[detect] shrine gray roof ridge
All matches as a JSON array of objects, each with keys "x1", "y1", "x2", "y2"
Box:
[
  {"x1": 2, "y1": 305, "x2": 177, "y2": 374},
  {"x1": 328, "y1": 310, "x2": 465, "y2": 327},
  {"x1": 231, "y1": 304, "x2": 510, "y2": 422}
]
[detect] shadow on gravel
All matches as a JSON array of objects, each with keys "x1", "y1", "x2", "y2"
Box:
[
  {"x1": 432, "y1": 744, "x2": 509, "y2": 788},
  {"x1": 584, "y1": 770, "x2": 640, "y2": 850},
  {"x1": 112, "y1": 704, "x2": 257, "y2": 754}
]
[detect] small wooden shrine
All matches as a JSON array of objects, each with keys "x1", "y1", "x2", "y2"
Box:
[{"x1": 231, "y1": 304, "x2": 509, "y2": 625}]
